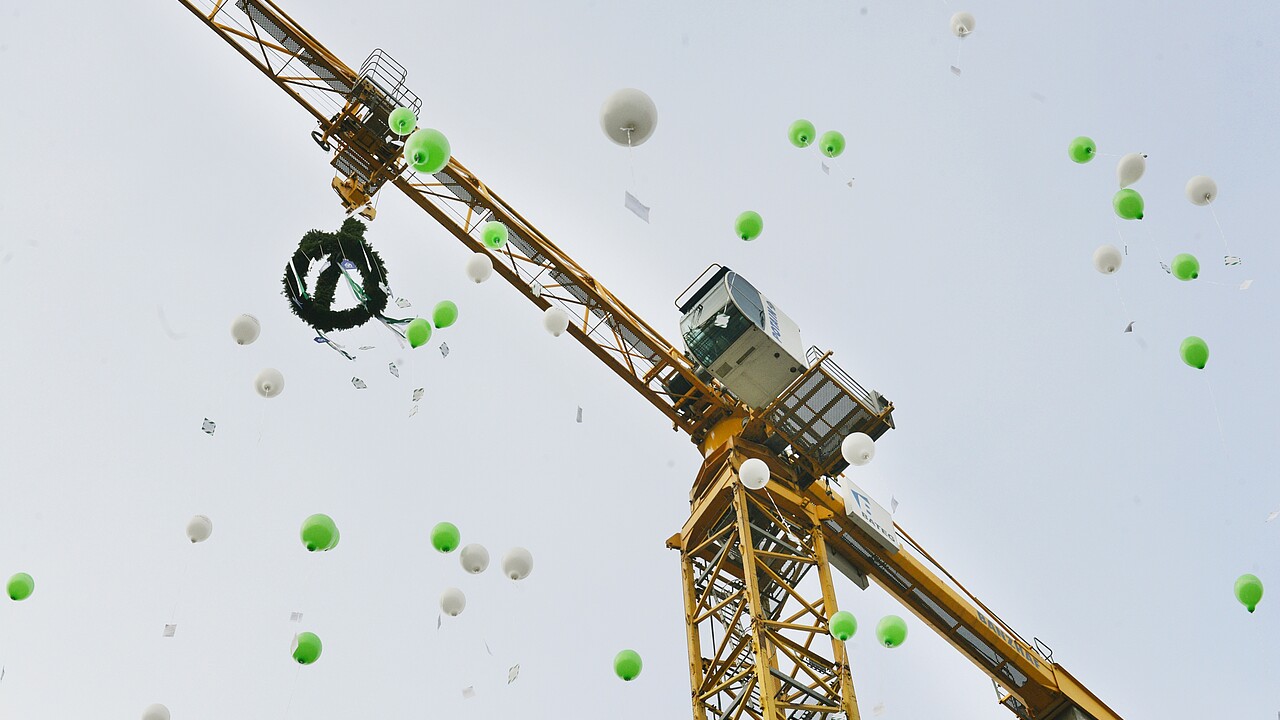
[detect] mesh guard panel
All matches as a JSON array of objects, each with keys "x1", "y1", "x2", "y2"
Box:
[{"x1": 235, "y1": 0, "x2": 353, "y2": 94}]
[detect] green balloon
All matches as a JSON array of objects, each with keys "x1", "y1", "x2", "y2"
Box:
[
  {"x1": 7, "y1": 573, "x2": 34, "y2": 601},
  {"x1": 481, "y1": 221, "x2": 509, "y2": 250},
  {"x1": 818, "y1": 130, "x2": 846, "y2": 158},
  {"x1": 292, "y1": 631, "x2": 323, "y2": 665},
  {"x1": 432, "y1": 300, "x2": 459, "y2": 329},
  {"x1": 830, "y1": 611, "x2": 857, "y2": 641},
  {"x1": 406, "y1": 318, "x2": 433, "y2": 349},
  {"x1": 1068, "y1": 136, "x2": 1096, "y2": 164},
  {"x1": 404, "y1": 128, "x2": 451, "y2": 174},
  {"x1": 735, "y1": 211, "x2": 763, "y2": 241},
  {"x1": 1235, "y1": 573, "x2": 1264, "y2": 613},
  {"x1": 1171, "y1": 253, "x2": 1200, "y2": 281},
  {"x1": 875, "y1": 615, "x2": 908, "y2": 648},
  {"x1": 1180, "y1": 335, "x2": 1209, "y2": 370},
  {"x1": 614, "y1": 649, "x2": 643, "y2": 681},
  {"x1": 431, "y1": 522, "x2": 461, "y2": 553},
  {"x1": 1113, "y1": 188, "x2": 1144, "y2": 220},
  {"x1": 388, "y1": 106, "x2": 417, "y2": 136},
  {"x1": 300, "y1": 514, "x2": 339, "y2": 553},
  {"x1": 788, "y1": 119, "x2": 816, "y2": 148}
]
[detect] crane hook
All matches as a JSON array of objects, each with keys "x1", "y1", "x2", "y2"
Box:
[{"x1": 311, "y1": 129, "x2": 332, "y2": 152}]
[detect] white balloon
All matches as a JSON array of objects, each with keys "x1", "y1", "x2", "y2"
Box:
[
  {"x1": 600, "y1": 88, "x2": 658, "y2": 147},
  {"x1": 459, "y1": 543, "x2": 490, "y2": 574},
  {"x1": 255, "y1": 368, "x2": 284, "y2": 398},
  {"x1": 543, "y1": 307, "x2": 570, "y2": 337},
  {"x1": 142, "y1": 704, "x2": 171, "y2": 720},
  {"x1": 739, "y1": 458, "x2": 770, "y2": 490},
  {"x1": 186, "y1": 515, "x2": 213, "y2": 544},
  {"x1": 841, "y1": 432, "x2": 876, "y2": 466},
  {"x1": 1092, "y1": 244, "x2": 1123, "y2": 275},
  {"x1": 465, "y1": 253, "x2": 493, "y2": 284},
  {"x1": 440, "y1": 587, "x2": 467, "y2": 617},
  {"x1": 230, "y1": 313, "x2": 261, "y2": 345},
  {"x1": 1185, "y1": 175, "x2": 1217, "y2": 206},
  {"x1": 502, "y1": 547, "x2": 534, "y2": 581},
  {"x1": 1116, "y1": 153, "x2": 1146, "y2": 189},
  {"x1": 950, "y1": 11, "x2": 976, "y2": 37}
]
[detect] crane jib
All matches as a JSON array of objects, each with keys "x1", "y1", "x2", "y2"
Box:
[{"x1": 976, "y1": 611, "x2": 1042, "y2": 670}]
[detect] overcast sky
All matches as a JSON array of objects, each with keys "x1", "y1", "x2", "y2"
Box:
[{"x1": 0, "y1": 0, "x2": 1277, "y2": 717}]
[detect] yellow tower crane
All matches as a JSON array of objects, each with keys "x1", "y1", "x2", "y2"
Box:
[{"x1": 175, "y1": 2, "x2": 1125, "y2": 718}]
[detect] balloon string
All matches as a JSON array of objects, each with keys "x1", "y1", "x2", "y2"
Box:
[
  {"x1": 763, "y1": 489, "x2": 802, "y2": 542},
  {"x1": 293, "y1": 557, "x2": 319, "y2": 618},
  {"x1": 282, "y1": 663, "x2": 302, "y2": 719},
  {"x1": 1139, "y1": 221, "x2": 1168, "y2": 260},
  {"x1": 1209, "y1": 204, "x2": 1233, "y2": 258},
  {"x1": 953, "y1": 37, "x2": 963, "y2": 70},
  {"x1": 256, "y1": 401, "x2": 268, "y2": 447},
  {"x1": 823, "y1": 155, "x2": 855, "y2": 185},
  {"x1": 1111, "y1": 277, "x2": 1133, "y2": 331},
  {"x1": 626, "y1": 129, "x2": 638, "y2": 192}
]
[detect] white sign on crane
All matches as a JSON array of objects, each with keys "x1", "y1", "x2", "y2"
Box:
[{"x1": 837, "y1": 480, "x2": 901, "y2": 553}]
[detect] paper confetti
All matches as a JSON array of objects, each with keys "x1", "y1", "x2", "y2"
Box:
[
  {"x1": 412, "y1": 388, "x2": 424, "y2": 402},
  {"x1": 290, "y1": 612, "x2": 303, "y2": 622},
  {"x1": 410, "y1": 405, "x2": 419, "y2": 418},
  {"x1": 462, "y1": 686, "x2": 475, "y2": 699},
  {"x1": 1160, "y1": 262, "x2": 1171, "y2": 274},
  {"x1": 950, "y1": 65, "x2": 962, "y2": 76},
  {"x1": 202, "y1": 418, "x2": 216, "y2": 435},
  {"x1": 891, "y1": 496, "x2": 899, "y2": 513},
  {"x1": 389, "y1": 362, "x2": 400, "y2": 378},
  {"x1": 508, "y1": 664, "x2": 520, "y2": 684},
  {"x1": 163, "y1": 624, "x2": 176, "y2": 637},
  {"x1": 1240, "y1": 279, "x2": 1253, "y2": 290},
  {"x1": 440, "y1": 342, "x2": 450, "y2": 358},
  {"x1": 437, "y1": 614, "x2": 442, "y2": 630},
  {"x1": 358, "y1": 346, "x2": 375, "y2": 351},
  {"x1": 395, "y1": 297, "x2": 411, "y2": 308},
  {"x1": 820, "y1": 162, "x2": 830, "y2": 175},
  {"x1": 1224, "y1": 255, "x2": 1242, "y2": 266},
  {"x1": 624, "y1": 191, "x2": 651, "y2": 223},
  {"x1": 1266, "y1": 509, "x2": 1279, "y2": 523},
  {"x1": 576, "y1": 407, "x2": 583, "y2": 423},
  {"x1": 352, "y1": 378, "x2": 367, "y2": 390},
  {"x1": 1124, "y1": 322, "x2": 1135, "y2": 334},
  {"x1": 714, "y1": 313, "x2": 730, "y2": 328},
  {"x1": 531, "y1": 282, "x2": 544, "y2": 298},
  {"x1": 340, "y1": 259, "x2": 357, "y2": 270},
  {"x1": 485, "y1": 641, "x2": 494, "y2": 656}
]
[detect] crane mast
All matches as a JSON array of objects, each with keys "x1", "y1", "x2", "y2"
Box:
[{"x1": 174, "y1": 2, "x2": 1125, "y2": 719}]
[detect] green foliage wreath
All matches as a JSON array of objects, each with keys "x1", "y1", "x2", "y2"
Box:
[{"x1": 281, "y1": 218, "x2": 391, "y2": 333}]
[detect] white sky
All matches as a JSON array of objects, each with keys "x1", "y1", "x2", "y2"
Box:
[{"x1": 1, "y1": 0, "x2": 1277, "y2": 717}]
